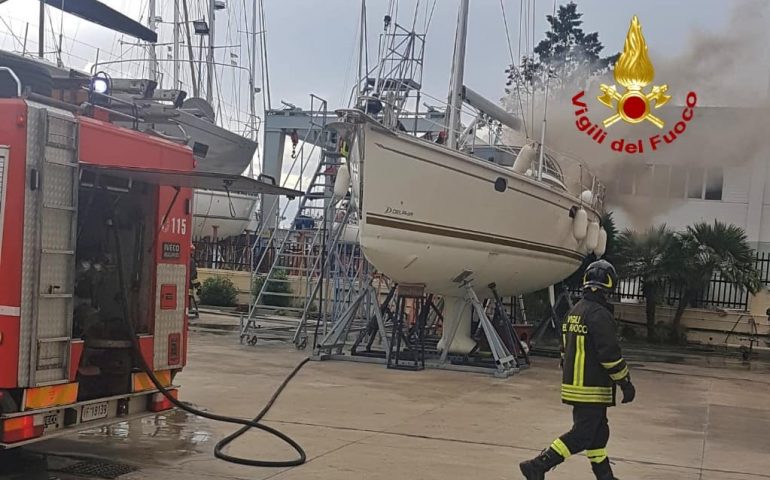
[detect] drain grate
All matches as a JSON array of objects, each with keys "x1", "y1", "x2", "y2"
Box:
[{"x1": 55, "y1": 461, "x2": 137, "y2": 479}]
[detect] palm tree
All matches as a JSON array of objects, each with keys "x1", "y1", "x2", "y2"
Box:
[
  {"x1": 615, "y1": 225, "x2": 680, "y2": 342},
  {"x1": 670, "y1": 221, "x2": 761, "y2": 343}
]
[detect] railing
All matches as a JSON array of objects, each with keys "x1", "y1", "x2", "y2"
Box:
[
  {"x1": 193, "y1": 236, "x2": 253, "y2": 271},
  {"x1": 568, "y1": 252, "x2": 770, "y2": 311}
]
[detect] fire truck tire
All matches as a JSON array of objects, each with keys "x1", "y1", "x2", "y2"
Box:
[{"x1": 0, "y1": 52, "x2": 54, "y2": 98}]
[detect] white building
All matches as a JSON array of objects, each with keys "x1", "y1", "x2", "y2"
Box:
[{"x1": 592, "y1": 106, "x2": 770, "y2": 252}]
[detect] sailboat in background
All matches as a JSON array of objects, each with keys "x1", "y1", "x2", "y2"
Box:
[
  {"x1": 332, "y1": 0, "x2": 608, "y2": 353},
  {"x1": 12, "y1": 0, "x2": 280, "y2": 239}
]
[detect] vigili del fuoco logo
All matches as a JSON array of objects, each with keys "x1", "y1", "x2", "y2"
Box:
[{"x1": 572, "y1": 16, "x2": 697, "y2": 154}]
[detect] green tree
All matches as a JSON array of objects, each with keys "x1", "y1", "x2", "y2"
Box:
[
  {"x1": 614, "y1": 225, "x2": 680, "y2": 342},
  {"x1": 670, "y1": 221, "x2": 760, "y2": 343},
  {"x1": 506, "y1": 1, "x2": 618, "y2": 93}
]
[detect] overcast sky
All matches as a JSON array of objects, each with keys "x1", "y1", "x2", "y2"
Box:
[
  {"x1": 1, "y1": 0, "x2": 758, "y2": 227},
  {"x1": 0, "y1": 0, "x2": 740, "y2": 111}
]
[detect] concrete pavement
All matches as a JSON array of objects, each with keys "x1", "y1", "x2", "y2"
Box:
[{"x1": 24, "y1": 322, "x2": 770, "y2": 480}]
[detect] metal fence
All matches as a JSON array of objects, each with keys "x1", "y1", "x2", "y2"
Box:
[
  {"x1": 193, "y1": 236, "x2": 253, "y2": 271},
  {"x1": 569, "y1": 252, "x2": 770, "y2": 311}
]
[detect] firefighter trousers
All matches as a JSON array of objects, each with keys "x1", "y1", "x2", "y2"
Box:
[{"x1": 549, "y1": 405, "x2": 610, "y2": 465}]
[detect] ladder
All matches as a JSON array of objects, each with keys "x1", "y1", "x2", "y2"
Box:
[
  {"x1": 30, "y1": 112, "x2": 79, "y2": 386},
  {"x1": 241, "y1": 125, "x2": 363, "y2": 347},
  {"x1": 290, "y1": 199, "x2": 358, "y2": 348}
]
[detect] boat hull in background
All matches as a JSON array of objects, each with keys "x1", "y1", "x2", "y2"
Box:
[{"x1": 193, "y1": 190, "x2": 257, "y2": 239}]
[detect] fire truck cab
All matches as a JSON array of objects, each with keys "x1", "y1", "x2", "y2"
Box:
[{"x1": 0, "y1": 59, "x2": 295, "y2": 447}]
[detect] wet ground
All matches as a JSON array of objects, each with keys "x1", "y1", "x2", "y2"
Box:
[{"x1": 3, "y1": 313, "x2": 770, "y2": 479}]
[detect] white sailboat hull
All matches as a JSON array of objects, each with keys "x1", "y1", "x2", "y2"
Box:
[
  {"x1": 350, "y1": 123, "x2": 598, "y2": 298},
  {"x1": 193, "y1": 190, "x2": 257, "y2": 239}
]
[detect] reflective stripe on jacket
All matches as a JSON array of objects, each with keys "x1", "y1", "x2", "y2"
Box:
[{"x1": 561, "y1": 290, "x2": 629, "y2": 407}]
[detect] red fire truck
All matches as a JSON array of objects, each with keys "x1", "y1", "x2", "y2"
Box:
[{"x1": 0, "y1": 53, "x2": 295, "y2": 447}]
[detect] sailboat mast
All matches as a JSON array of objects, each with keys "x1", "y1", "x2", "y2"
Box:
[
  {"x1": 357, "y1": 0, "x2": 366, "y2": 99},
  {"x1": 181, "y1": 0, "x2": 199, "y2": 97},
  {"x1": 148, "y1": 0, "x2": 158, "y2": 82},
  {"x1": 38, "y1": 0, "x2": 44, "y2": 58},
  {"x1": 173, "y1": 0, "x2": 180, "y2": 88},
  {"x1": 248, "y1": 0, "x2": 258, "y2": 176},
  {"x1": 446, "y1": 0, "x2": 470, "y2": 150},
  {"x1": 206, "y1": 0, "x2": 216, "y2": 104}
]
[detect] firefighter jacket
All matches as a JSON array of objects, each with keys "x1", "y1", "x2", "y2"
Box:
[{"x1": 561, "y1": 289, "x2": 629, "y2": 407}]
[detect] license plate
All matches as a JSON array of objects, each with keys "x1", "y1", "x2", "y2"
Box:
[
  {"x1": 81, "y1": 402, "x2": 109, "y2": 422},
  {"x1": 43, "y1": 412, "x2": 60, "y2": 431}
]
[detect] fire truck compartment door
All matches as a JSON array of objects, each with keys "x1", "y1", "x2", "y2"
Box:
[{"x1": 80, "y1": 165, "x2": 302, "y2": 198}]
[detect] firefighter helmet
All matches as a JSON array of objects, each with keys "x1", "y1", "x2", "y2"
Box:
[{"x1": 583, "y1": 259, "x2": 617, "y2": 292}]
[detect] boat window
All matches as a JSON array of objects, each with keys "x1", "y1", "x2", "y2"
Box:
[
  {"x1": 687, "y1": 167, "x2": 704, "y2": 199},
  {"x1": 704, "y1": 168, "x2": 723, "y2": 201},
  {"x1": 669, "y1": 166, "x2": 686, "y2": 198}
]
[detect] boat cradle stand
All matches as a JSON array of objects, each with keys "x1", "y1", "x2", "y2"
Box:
[{"x1": 312, "y1": 273, "x2": 524, "y2": 378}]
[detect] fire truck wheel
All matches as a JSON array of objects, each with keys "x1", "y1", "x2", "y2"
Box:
[{"x1": 0, "y1": 52, "x2": 54, "y2": 98}]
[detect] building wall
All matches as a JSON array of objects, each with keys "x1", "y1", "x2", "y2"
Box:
[
  {"x1": 607, "y1": 153, "x2": 770, "y2": 251},
  {"x1": 597, "y1": 106, "x2": 770, "y2": 251}
]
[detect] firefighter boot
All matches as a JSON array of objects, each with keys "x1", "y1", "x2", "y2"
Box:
[
  {"x1": 519, "y1": 449, "x2": 563, "y2": 480},
  {"x1": 591, "y1": 459, "x2": 619, "y2": 480}
]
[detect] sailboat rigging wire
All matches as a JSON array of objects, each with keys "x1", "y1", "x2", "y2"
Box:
[
  {"x1": 411, "y1": 0, "x2": 421, "y2": 32},
  {"x1": 0, "y1": 17, "x2": 23, "y2": 50},
  {"x1": 500, "y1": 0, "x2": 528, "y2": 138},
  {"x1": 425, "y1": 0, "x2": 438, "y2": 32},
  {"x1": 258, "y1": 0, "x2": 271, "y2": 110},
  {"x1": 59, "y1": 0, "x2": 65, "y2": 60},
  {"x1": 46, "y1": 7, "x2": 62, "y2": 65},
  {"x1": 536, "y1": 0, "x2": 557, "y2": 181},
  {"x1": 499, "y1": 0, "x2": 515, "y2": 64},
  {"x1": 340, "y1": 4, "x2": 362, "y2": 106}
]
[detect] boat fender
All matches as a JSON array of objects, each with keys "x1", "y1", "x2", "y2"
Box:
[
  {"x1": 580, "y1": 190, "x2": 594, "y2": 205},
  {"x1": 585, "y1": 221, "x2": 600, "y2": 252},
  {"x1": 512, "y1": 143, "x2": 537, "y2": 174},
  {"x1": 594, "y1": 228, "x2": 608, "y2": 258},
  {"x1": 572, "y1": 208, "x2": 588, "y2": 241},
  {"x1": 333, "y1": 164, "x2": 351, "y2": 200}
]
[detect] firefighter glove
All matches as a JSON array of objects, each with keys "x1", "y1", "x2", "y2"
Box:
[{"x1": 619, "y1": 378, "x2": 636, "y2": 404}]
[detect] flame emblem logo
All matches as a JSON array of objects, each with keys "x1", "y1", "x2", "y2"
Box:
[{"x1": 598, "y1": 16, "x2": 670, "y2": 128}]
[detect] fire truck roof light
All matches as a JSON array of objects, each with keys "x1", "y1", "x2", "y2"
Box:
[{"x1": 1, "y1": 414, "x2": 44, "y2": 444}]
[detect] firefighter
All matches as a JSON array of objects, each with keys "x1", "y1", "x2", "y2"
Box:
[{"x1": 519, "y1": 259, "x2": 636, "y2": 480}]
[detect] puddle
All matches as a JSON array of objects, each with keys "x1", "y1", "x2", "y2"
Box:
[
  {"x1": 26, "y1": 409, "x2": 214, "y2": 469},
  {"x1": 75, "y1": 409, "x2": 212, "y2": 458}
]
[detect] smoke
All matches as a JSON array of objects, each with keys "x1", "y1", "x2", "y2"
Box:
[
  {"x1": 502, "y1": 1, "x2": 770, "y2": 230},
  {"x1": 654, "y1": 0, "x2": 770, "y2": 107}
]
